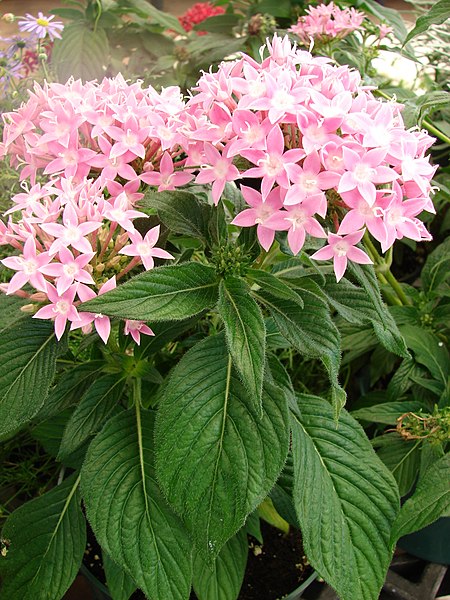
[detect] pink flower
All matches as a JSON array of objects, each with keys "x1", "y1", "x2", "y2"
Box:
[
  {"x1": 40, "y1": 202, "x2": 101, "y2": 255},
  {"x1": 311, "y1": 230, "x2": 372, "y2": 281},
  {"x1": 71, "y1": 277, "x2": 116, "y2": 344},
  {"x1": 33, "y1": 283, "x2": 79, "y2": 340},
  {"x1": 242, "y1": 125, "x2": 305, "y2": 199},
  {"x1": 119, "y1": 225, "x2": 174, "y2": 270},
  {"x1": 338, "y1": 147, "x2": 398, "y2": 206},
  {"x1": 140, "y1": 152, "x2": 193, "y2": 191},
  {"x1": 124, "y1": 320, "x2": 154, "y2": 345},
  {"x1": 195, "y1": 143, "x2": 240, "y2": 205},
  {"x1": 1, "y1": 236, "x2": 50, "y2": 294},
  {"x1": 265, "y1": 196, "x2": 327, "y2": 255},
  {"x1": 231, "y1": 186, "x2": 284, "y2": 251},
  {"x1": 103, "y1": 195, "x2": 147, "y2": 233},
  {"x1": 39, "y1": 247, "x2": 95, "y2": 295}
]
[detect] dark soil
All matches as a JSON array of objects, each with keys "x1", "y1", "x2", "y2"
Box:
[
  {"x1": 238, "y1": 521, "x2": 310, "y2": 600},
  {"x1": 190, "y1": 520, "x2": 310, "y2": 600}
]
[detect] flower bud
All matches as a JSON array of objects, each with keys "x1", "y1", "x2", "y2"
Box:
[
  {"x1": 1, "y1": 13, "x2": 15, "y2": 23},
  {"x1": 20, "y1": 303, "x2": 37, "y2": 314}
]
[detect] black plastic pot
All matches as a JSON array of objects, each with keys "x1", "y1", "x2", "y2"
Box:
[{"x1": 398, "y1": 517, "x2": 450, "y2": 565}]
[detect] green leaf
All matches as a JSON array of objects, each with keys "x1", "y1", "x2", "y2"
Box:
[
  {"x1": 138, "y1": 316, "x2": 200, "y2": 356},
  {"x1": 103, "y1": 552, "x2": 137, "y2": 600},
  {"x1": 218, "y1": 277, "x2": 265, "y2": 413},
  {"x1": 400, "y1": 324, "x2": 449, "y2": 385},
  {"x1": 290, "y1": 395, "x2": 399, "y2": 600},
  {"x1": 36, "y1": 361, "x2": 104, "y2": 421},
  {"x1": 346, "y1": 263, "x2": 409, "y2": 358},
  {"x1": 193, "y1": 14, "x2": 240, "y2": 33},
  {"x1": 422, "y1": 237, "x2": 450, "y2": 294},
  {"x1": 359, "y1": 0, "x2": 408, "y2": 42},
  {"x1": 256, "y1": 0, "x2": 291, "y2": 18},
  {"x1": 246, "y1": 269, "x2": 304, "y2": 305},
  {"x1": 155, "y1": 334, "x2": 290, "y2": 557},
  {"x1": 352, "y1": 400, "x2": 428, "y2": 425},
  {"x1": 258, "y1": 497, "x2": 289, "y2": 534},
  {"x1": 141, "y1": 190, "x2": 215, "y2": 244},
  {"x1": 81, "y1": 409, "x2": 192, "y2": 600},
  {"x1": 0, "y1": 474, "x2": 86, "y2": 600},
  {"x1": 192, "y1": 528, "x2": 248, "y2": 600},
  {"x1": 0, "y1": 294, "x2": 27, "y2": 333},
  {"x1": 80, "y1": 262, "x2": 219, "y2": 322},
  {"x1": 372, "y1": 433, "x2": 421, "y2": 497},
  {"x1": 58, "y1": 374, "x2": 125, "y2": 459},
  {"x1": 52, "y1": 23, "x2": 109, "y2": 82},
  {"x1": 119, "y1": 0, "x2": 185, "y2": 34},
  {"x1": 391, "y1": 453, "x2": 450, "y2": 542},
  {"x1": 0, "y1": 319, "x2": 59, "y2": 437},
  {"x1": 255, "y1": 289, "x2": 346, "y2": 414},
  {"x1": 245, "y1": 512, "x2": 263, "y2": 543},
  {"x1": 403, "y1": 0, "x2": 450, "y2": 45}
]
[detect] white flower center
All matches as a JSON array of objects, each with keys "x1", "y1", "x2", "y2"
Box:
[
  {"x1": 353, "y1": 163, "x2": 374, "y2": 183},
  {"x1": 137, "y1": 242, "x2": 151, "y2": 256},
  {"x1": 261, "y1": 154, "x2": 284, "y2": 177},
  {"x1": 334, "y1": 241, "x2": 349, "y2": 257},
  {"x1": 63, "y1": 263, "x2": 78, "y2": 277},
  {"x1": 22, "y1": 259, "x2": 37, "y2": 275},
  {"x1": 55, "y1": 300, "x2": 69, "y2": 315}
]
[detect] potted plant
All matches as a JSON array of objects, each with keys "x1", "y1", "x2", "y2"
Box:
[{"x1": 0, "y1": 8, "x2": 449, "y2": 598}]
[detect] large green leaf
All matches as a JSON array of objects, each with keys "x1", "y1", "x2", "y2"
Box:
[
  {"x1": 192, "y1": 528, "x2": 248, "y2": 600},
  {"x1": 0, "y1": 474, "x2": 86, "y2": 600},
  {"x1": 103, "y1": 552, "x2": 137, "y2": 600},
  {"x1": 359, "y1": 0, "x2": 408, "y2": 42},
  {"x1": 52, "y1": 23, "x2": 109, "y2": 82},
  {"x1": 346, "y1": 263, "x2": 409, "y2": 358},
  {"x1": 400, "y1": 324, "x2": 449, "y2": 386},
  {"x1": 351, "y1": 400, "x2": 428, "y2": 425},
  {"x1": 391, "y1": 453, "x2": 450, "y2": 542},
  {"x1": 0, "y1": 294, "x2": 27, "y2": 333},
  {"x1": 141, "y1": 190, "x2": 215, "y2": 245},
  {"x1": 290, "y1": 395, "x2": 399, "y2": 600},
  {"x1": 36, "y1": 361, "x2": 104, "y2": 421},
  {"x1": 81, "y1": 409, "x2": 192, "y2": 600},
  {"x1": 58, "y1": 374, "x2": 125, "y2": 459},
  {"x1": 372, "y1": 433, "x2": 421, "y2": 497},
  {"x1": 246, "y1": 269, "x2": 304, "y2": 305},
  {"x1": 255, "y1": 288, "x2": 346, "y2": 413},
  {"x1": 403, "y1": 0, "x2": 450, "y2": 45},
  {"x1": 155, "y1": 334, "x2": 290, "y2": 558},
  {"x1": 119, "y1": 0, "x2": 185, "y2": 34},
  {"x1": 0, "y1": 319, "x2": 59, "y2": 437},
  {"x1": 421, "y1": 237, "x2": 450, "y2": 294},
  {"x1": 80, "y1": 262, "x2": 219, "y2": 321},
  {"x1": 218, "y1": 277, "x2": 265, "y2": 413}
]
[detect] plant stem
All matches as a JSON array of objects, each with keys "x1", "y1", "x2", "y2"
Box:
[{"x1": 363, "y1": 233, "x2": 410, "y2": 306}]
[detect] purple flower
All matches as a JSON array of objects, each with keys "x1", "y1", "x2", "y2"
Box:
[{"x1": 17, "y1": 12, "x2": 64, "y2": 41}]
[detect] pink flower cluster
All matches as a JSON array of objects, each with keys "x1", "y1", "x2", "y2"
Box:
[
  {"x1": 0, "y1": 75, "x2": 188, "y2": 341},
  {"x1": 289, "y1": 2, "x2": 365, "y2": 46},
  {"x1": 186, "y1": 34, "x2": 435, "y2": 278},
  {"x1": 178, "y1": 2, "x2": 225, "y2": 35},
  {"x1": 0, "y1": 34, "x2": 436, "y2": 342}
]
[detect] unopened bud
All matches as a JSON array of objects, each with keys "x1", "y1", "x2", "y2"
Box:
[
  {"x1": 30, "y1": 292, "x2": 48, "y2": 302},
  {"x1": 20, "y1": 303, "x2": 37, "y2": 314},
  {"x1": 106, "y1": 256, "x2": 122, "y2": 268},
  {"x1": 38, "y1": 51, "x2": 48, "y2": 62},
  {"x1": 95, "y1": 263, "x2": 105, "y2": 273},
  {"x1": 1, "y1": 13, "x2": 15, "y2": 23},
  {"x1": 115, "y1": 232, "x2": 129, "y2": 249}
]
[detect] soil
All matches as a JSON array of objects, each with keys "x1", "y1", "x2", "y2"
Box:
[
  {"x1": 190, "y1": 520, "x2": 311, "y2": 600},
  {"x1": 238, "y1": 521, "x2": 310, "y2": 600}
]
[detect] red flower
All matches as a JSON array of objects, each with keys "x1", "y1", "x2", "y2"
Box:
[{"x1": 178, "y1": 2, "x2": 225, "y2": 35}]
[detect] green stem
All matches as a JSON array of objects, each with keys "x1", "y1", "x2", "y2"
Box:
[
  {"x1": 133, "y1": 377, "x2": 142, "y2": 409},
  {"x1": 363, "y1": 233, "x2": 410, "y2": 306},
  {"x1": 422, "y1": 119, "x2": 450, "y2": 145}
]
